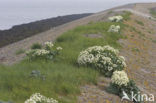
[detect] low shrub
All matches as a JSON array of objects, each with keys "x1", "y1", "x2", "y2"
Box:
[
  {"x1": 108, "y1": 15, "x2": 123, "y2": 22},
  {"x1": 31, "y1": 43, "x2": 42, "y2": 49},
  {"x1": 25, "y1": 93, "x2": 58, "y2": 103},
  {"x1": 107, "y1": 71, "x2": 141, "y2": 103},
  {"x1": 135, "y1": 20, "x2": 144, "y2": 26},
  {"x1": 111, "y1": 71, "x2": 129, "y2": 86},
  {"x1": 108, "y1": 25, "x2": 120, "y2": 33},
  {"x1": 26, "y1": 42, "x2": 62, "y2": 60},
  {"x1": 77, "y1": 45, "x2": 126, "y2": 77}
]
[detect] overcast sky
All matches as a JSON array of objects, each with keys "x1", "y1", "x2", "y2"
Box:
[
  {"x1": 0, "y1": 0, "x2": 155, "y2": 2},
  {"x1": 0, "y1": 0, "x2": 155, "y2": 4},
  {"x1": 0, "y1": 0, "x2": 155, "y2": 8},
  {"x1": 0, "y1": 0, "x2": 155, "y2": 30}
]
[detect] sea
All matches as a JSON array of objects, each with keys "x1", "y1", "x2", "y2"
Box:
[{"x1": 0, "y1": 0, "x2": 155, "y2": 30}]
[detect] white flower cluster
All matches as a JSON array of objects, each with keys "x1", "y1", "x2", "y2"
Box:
[
  {"x1": 78, "y1": 45, "x2": 120, "y2": 65},
  {"x1": 26, "y1": 49, "x2": 50, "y2": 57},
  {"x1": 26, "y1": 41, "x2": 63, "y2": 60},
  {"x1": 56, "y1": 47, "x2": 63, "y2": 51},
  {"x1": 35, "y1": 49, "x2": 50, "y2": 56},
  {"x1": 108, "y1": 25, "x2": 120, "y2": 33},
  {"x1": 108, "y1": 15, "x2": 123, "y2": 22},
  {"x1": 103, "y1": 45, "x2": 119, "y2": 55},
  {"x1": 118, "y1": 56, "x2": 127, "y2": 67},
  {"x1": 25, "y1": 93, "x2": 58, "y2": 103},
  {"x1": 45, "y1": 42, "x2": 54, "y2": 48},
  {"x1": 77, "y1": 45, "x2": 126, "y2": 76},
  {"x1": 111, "y1": 71, "x2": 129, "y2": 86}
]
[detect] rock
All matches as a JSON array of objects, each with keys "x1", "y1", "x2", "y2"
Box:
[
  {"x1": 30, "y1": 70, "x2": 46, "y2": 80},
  {"x1": 30, "y1": 70, "x2": 41, "y2": 77},
  {"x1": 0, "y1": 101, "x2": 14, "y2": 103}
]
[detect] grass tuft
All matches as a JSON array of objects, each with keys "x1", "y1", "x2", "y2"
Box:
[
  {"x1": 150, "y1": 8, "x2": 156, "y2": 18},
  {"x1": 135, "y1": 20, "x2": 144, "y2": 26}
]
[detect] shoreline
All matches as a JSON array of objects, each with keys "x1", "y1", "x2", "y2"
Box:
[{"x1": 0, "y1": 13, "x2": 92, "y2": 48}]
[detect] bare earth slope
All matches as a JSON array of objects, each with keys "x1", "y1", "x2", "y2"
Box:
[{"x1": 78, "y1": 3, "x2": 156, "y2": 103}]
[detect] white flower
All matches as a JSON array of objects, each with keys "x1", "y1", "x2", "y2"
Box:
[
  {"x1": 113, "y1": 64, "x2": 117, "y2": 67},
  {"x1": 77, "y1": 51, "x2": 95, "y2": 65},
  {"x1": 34, "y1": 49, "x2": 50, "y2": 56},
  {"x1": 108, "y1": 67, "x2": 113, "y2": 71},
  {"x1": 108, "y1": 15, "x2": 123, "y2": 22},
  {"x1": 25, "y1": 93, "x2": 58, "y2": 103},
  {"x1": 111, "y1": 71, "x2": 129, "y2": 86},
  {"x1": 119, "y1": 56, "x2": 127, "y2": 68},
  {"x1": 86, "y1": 46, "x2": 104, "y2": 52},
  {"x1": 119, "y1": 56, "x2": 125, "y2": 61},
  {"x1": 116, "y1": 25, "x2": 120, "y2": 29},
  {"x1": 25, "y1": 99, "x2": 36, "y2": 103},
  {"x1": 45, "y1": 42, "x2": 54, "y2": 48},
  {"x1": 56, "y1": 47, "x2": 63, "y2": 50},
  {"x1": 103, "y1": 45, "x2": 119, "y2": 55},
  {"x1": 77, "y1": 45, "x2": 127, "y2": 76},
  {"x1": 108, "y1": 25, "x2": 120, "y2": 33}
]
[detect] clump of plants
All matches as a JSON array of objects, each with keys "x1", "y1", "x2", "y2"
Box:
[
  {"x1": 77, "y1": 45, "x2": 126, "y2": 77},
  {"x1": 135, "y1": 20, "x2": 144, "y2": 26},
  {"x1": 106, "y1": 14, "x2": 141, "y2": 103},
  {"x1": 77, "y1": 45, "x2": 141, "y2": 103},
  {"x1": 31, "y1": 43, "x2": 42, "y2": 49},
  {"x1": 108, "y1": 15, "x2": 122, "y2": 33},
  {"x1": 107, "y1": 71, "x2": 141, "y2": 103},
  {"x1": 26, "y1": 42, "x2": 62, "y2": 60},
  {"x1": 25, "y1": 93, "x2": 58, "y2": 103},
  {"x1": 108, "y1": 15, "x2": 123, "y2": 22},
  {"x1": 108, "y1": 25, "x2": 120, "y2": 33}
]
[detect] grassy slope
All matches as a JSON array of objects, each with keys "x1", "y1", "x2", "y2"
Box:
[
  {"x1": 0, "y1": 12, "x2": 130, "y2": 103},
  {"x1": 150, "y1": 8, "x2": 156, "y2": 18}
]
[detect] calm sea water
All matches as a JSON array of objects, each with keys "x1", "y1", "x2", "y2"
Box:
[{"x1": 0, "y1": 0, "x2": 155, "y2": 30}]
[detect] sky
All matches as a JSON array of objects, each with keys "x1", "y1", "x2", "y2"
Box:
[
  {"x1": 0, "y1": 0, "x2": 155, "y2": 7},
  {"x1": 0, "y1": 0, "x2": 155, "y2": 30}
]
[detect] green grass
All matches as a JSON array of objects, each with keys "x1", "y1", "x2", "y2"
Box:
[
  {"x1": 31, "y1": 43, "x2": 42, "y2": 49},
  {"x1": 0, "y1": 61, "x2": 98, "y2": 103},
  {"x1": 135, "y1": 20, "x2": 144, "y2": 26},
  {"x1": 0, "y1": 20, "x2": 126, "y2": 103},
  {"x1": 56, "y1": 22, "x2": 125, "y2": 64},
  {"x1": 150, "y1": 8, "x2": 156, "y2": 18},
  {"x1": 122, "y1": 11, "x2": 132, "y2": 21},
  {"x1": 107, "y1": 11, "x2": 113, "y2": 14}
]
